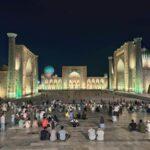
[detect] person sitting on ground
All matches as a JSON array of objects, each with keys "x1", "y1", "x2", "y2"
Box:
[
  {"x1": 137, "y1": 119, "x2": 146, "y2": 133},
  {"x1": 128, "y1": 119, "x2": 137, "y2": 131},
  {"x1": 88, "y1": 128, "x2": 96, "y2": 141},
  {"x1": 70, "y1": 119, "x2": 79, "y2": 127},
  {"x1": 50, "y1": 126, "x2": 57, "y2": 142},
  {"x1": 40, "y1": 127, "x2": 50, "y2": 141},
  {"x1": 96, "y1": 128, "x2": 104, "y2": 141},
  {"x1": 58, "y1": 126, "x2": 69, "y2": 141}
]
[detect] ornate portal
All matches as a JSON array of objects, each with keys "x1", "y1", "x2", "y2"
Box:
[
  {"x1": 0, "y1": 33, "x2": 39, "y2": 99},
  {"x1": 109, "y1": 38, "x2": 150, "y2": 93}
]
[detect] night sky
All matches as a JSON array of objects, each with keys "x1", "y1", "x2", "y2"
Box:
[{"x1": 0, "y1": 0, "x2": 150, "y2": 77}]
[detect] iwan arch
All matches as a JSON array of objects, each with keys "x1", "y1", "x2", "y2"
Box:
[{"x1": 109, "y1": 37, "x2": 150, "y2": 94}]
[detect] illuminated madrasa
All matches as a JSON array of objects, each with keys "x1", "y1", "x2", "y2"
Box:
[
  {"x1": 39, "y1": 66, "x2": 108, "y2": 90},
  {"x1": 0, "y1": 33, "x2": 38, "y2": 99},
  {"x1": 108, "y1": 37, "x2": 150, "y2": 94}
]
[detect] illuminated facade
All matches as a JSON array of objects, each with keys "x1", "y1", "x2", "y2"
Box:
[
  {"x1": 0, "y1": 65, "x2": 8, "y2": 98},
  {"x1": 109, "y1": 37, "x2": 150, "y2": 93},
  {"x1": 40, "y1": 66, "x2": 108, "y2": 90},
  {"x1": 0, "y1": 33, "x2": 39, "y2": 99}
]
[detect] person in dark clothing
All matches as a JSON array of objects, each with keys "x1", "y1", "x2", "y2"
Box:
[
  {"x1": 108, "y1": 105, "x2": 112, "y2": 116},
  {"x1": 82, "y1": 111, "x2": 87, "y2": 120},
  {"x1": 128, "y1": 119, "x2": 137, "y2": 131},
  {"x1": 40, "y1": 127, "x2": 50, "y2": 140},
  {"x1": 99, "y1": 116, "x2": 105, "y2": 129}
]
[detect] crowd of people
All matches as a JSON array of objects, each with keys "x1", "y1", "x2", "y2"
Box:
[{"x1": 0, "y1": 93, "x2": 150, "y2": 142}]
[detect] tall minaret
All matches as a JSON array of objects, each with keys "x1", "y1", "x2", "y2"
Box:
[{"x1": 7, "y1": 33, "x2": 17, "y2": 98}]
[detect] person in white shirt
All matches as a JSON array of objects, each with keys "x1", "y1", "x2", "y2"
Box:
[
  {"x1": 96, "y1": 128, "x2": 104, "y2": 141},
  {"x1": 50, "y1": 126, "x2": 57, "y2": 142},
  {"x1": 2, "y1": 103, "x2": 7, "y2": 112},
  {"x1": 58, "y1": 126, "x2": 69, "y2": 141},
  {"x1": 11, "y1": 113, "x2": 15, "y2": 126},
  {"x1": 88, "y1": 128, "x2": 96, "y2": 141},
  {"x1": 0, "y1": 113, "x2": 5, "y2": 131}
]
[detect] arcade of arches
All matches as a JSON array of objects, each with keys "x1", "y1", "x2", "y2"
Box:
[{"x1": 40, "y1": 66, "x2": 108, "y2": 90}]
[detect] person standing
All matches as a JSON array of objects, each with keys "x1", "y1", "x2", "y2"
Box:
[
  {"x1": 0, "y1": 113, "x2": 5, "y2": 131},
  {"x1": 99, "y1": 116, "x2": 105, "y2": 129}
]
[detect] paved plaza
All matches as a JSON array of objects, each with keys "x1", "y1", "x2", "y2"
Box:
[{"x1": 0, "y1": 108, "x2": 150, "y2": 150}]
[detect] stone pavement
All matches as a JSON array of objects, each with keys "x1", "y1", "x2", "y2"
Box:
[{"x1": 0, "y1": 110, "x2": 150, "y2": 150}]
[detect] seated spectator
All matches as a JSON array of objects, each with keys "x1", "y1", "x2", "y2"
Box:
[
  {"x1": 50, "y1": 126, "x2": 57, "y2": 142},
  {"x1": 146, "y1": 120, "x2": 150, "y2": 132},
  {"x1": 88, "y1": 128, "x2": 96, "y2": 141},
  {"x1": 40, "y1": 127, "x2": 50, "y2": 141},
  {"x1": 42, "y1": 116, "x2": 49, "y2": 128},
  {"x1": 58, "y1": 126, "x2": 69, "y2": 141},
  {"x1": 137, "y1": 119, "x2": 146, "y2": 133},
  {"x1": 128, "y1": 119, "x2": 137, "y2": 131},
  {"x1": 70, "y1": 119, "x2": 79, "y2": 127},
  {"x1": 96, "y1": 128, "x2": 104, "y2": 141}
]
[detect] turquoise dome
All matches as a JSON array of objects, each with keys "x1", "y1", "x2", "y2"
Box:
[{"x1": 44, "y1": 66, "x2": 54, "y2": 75}]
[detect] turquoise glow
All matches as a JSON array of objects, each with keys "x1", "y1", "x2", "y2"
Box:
[{"x1": 44, "y1": 66, "x2": 54, "y2": 75}]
